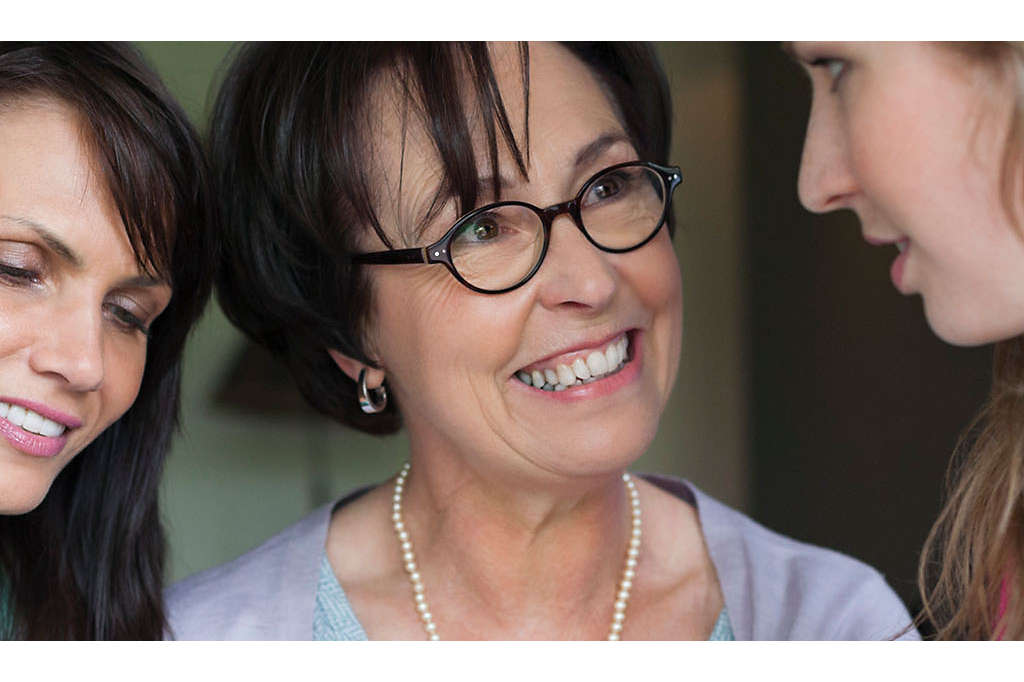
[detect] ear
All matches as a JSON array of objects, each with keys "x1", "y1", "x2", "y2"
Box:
[{"x1": 327, "y1": 349, "x2": 386, "y2": 389}]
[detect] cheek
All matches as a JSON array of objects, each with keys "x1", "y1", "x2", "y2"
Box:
[
  {"x1": 371, "y1": 268, "x2": 508, "y2": 394},
  {"x1": 98, "y1": 338, "x2": 148, "y2": 427}
]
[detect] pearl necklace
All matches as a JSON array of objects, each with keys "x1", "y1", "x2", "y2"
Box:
[{"x1": 390, "y1": 462, "x2": 642, "y2": 641}]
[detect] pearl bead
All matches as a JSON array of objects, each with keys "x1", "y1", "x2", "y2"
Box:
[{"x1": 391, "y1": 462, "x2": 639, "y2": 642}]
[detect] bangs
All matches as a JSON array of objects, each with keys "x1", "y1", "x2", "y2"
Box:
[
  {"x1": 85, "y1": 113, "x2": 177, "y2": 283},
  {"x1": 339, "y1": 43, "x2": 532, "y2": 250}
]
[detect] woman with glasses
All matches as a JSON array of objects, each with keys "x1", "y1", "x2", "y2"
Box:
[
  {"x1": 792, "y1": 42, "x2": 1024, "y2": 639},
  {"x1": 168, "y1": 42, "x2": 914, "y2": 640},
  {"x1": 0, "y1": 43, "x2": 215, "y2": 639}
]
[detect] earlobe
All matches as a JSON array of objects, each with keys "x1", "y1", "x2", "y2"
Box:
[{"x1": 327, "y1": 349, "x2": 385, "y2": 388}]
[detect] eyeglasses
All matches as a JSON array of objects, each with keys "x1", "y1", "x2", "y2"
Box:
[{"x1": 352, "y1": 160, "x2": 682, "y2": 294}]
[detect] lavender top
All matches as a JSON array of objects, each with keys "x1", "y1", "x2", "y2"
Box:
[{"x1": 166, "y1": 476, "x2": 918, "y2": 640}]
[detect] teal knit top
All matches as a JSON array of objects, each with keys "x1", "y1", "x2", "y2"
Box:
[{"x1": 313, "y1": 554, "x2": 734, "y2": 641}]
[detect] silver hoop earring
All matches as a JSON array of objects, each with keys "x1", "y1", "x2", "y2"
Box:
[{"x1": 358, "y1": 368, "x2": 388, "y2": 414}]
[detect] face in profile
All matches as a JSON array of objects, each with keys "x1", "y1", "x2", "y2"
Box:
[
  {"x1": 794, "y1": 41, "x2": 1024, "y2": 346},
  {"x1": 0, "y1": 99, "x2": 172, "y2": 514},
  {"x1": 348, "y1": 43, "x2": 683, "y2": 479}
]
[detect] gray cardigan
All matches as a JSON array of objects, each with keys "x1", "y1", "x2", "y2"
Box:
[{"x1": 166, "y1": 476, "x2": 919, "y2": 640}]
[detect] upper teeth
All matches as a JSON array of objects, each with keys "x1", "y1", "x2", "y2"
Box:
[
  {"x1": 516, "y1": 334, "x2": 629, "y2": 391},
  {"x1": 0, "y1": 402, "x2": 67, "y2": 437}
]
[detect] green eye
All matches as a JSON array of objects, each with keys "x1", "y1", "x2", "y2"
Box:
[{"x1": 472, "y1": 221, "x2": 498, "y2": 241}]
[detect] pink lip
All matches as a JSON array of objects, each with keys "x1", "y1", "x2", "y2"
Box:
[
  {"x1": 0, "y1": 397, "x2": 80, "y2": 459},
  {"x1": 0, "y1": 397, "x2": 82, "y2": 429},
  {"x1": 0, "y1": 418, "x2": 68, "y2": 458},
  {"x1": 890, "y1": 241, "x2": 910, "y2": 291},
  {"x1": 512, "y1": 331, "x2": 643, "y2": 403}
]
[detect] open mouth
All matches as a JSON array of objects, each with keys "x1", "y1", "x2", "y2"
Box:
[
  {"x1": 0, "y1": 401, "x2": 69, "y2": 438},
  {"x1": 514, "y1": 332, "x2": 632, "y2": 392}
]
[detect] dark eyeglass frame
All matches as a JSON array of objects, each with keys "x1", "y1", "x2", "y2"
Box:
[{"x1": 352, "y1": 160, "x2": 683, "y2": 295}]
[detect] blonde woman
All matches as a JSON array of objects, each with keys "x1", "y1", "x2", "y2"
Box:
[{"x1": 792, "y1": 41, "x2": 1024, "y2": 639}]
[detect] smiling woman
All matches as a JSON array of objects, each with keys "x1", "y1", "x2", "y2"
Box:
[
  {"x1": 169, "y1": 42, "x2": 915, "y2": 640},
  {"x1": 0, "y1": 43, "x2": 216, "y2": 639}
]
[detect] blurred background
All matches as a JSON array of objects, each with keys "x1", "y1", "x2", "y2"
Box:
[{"x1": 140, "y1": 42, "x2": 991, "y2": 619}]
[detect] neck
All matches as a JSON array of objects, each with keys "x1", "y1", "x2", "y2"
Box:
[{"x1": 397, "y1": 455, "x2": 636, "y2": 633}]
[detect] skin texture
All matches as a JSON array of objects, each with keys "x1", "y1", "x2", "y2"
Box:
[
  {"x1": 794, "y1": 42, "x2": 1024, "y2": 346},
  {"x1": 0, "y1": 99, "x2": 171, "y2": 514},
  {"x1": 327, "y1": 43, "x2": 722, "y2": 640}
]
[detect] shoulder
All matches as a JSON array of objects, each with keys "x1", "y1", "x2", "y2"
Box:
[
  {"x1": 165, "y1": 502, "x2": 333, "y2": 640},
  {"x1": 652, "y1": 476, "x2": 918, "y2": 641}
]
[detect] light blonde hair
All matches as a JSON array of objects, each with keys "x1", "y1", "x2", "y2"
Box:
[{"x1": 919, "y1": 41, "x2": 1024, "y2": 640}]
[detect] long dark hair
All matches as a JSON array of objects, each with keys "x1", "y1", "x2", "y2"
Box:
[
  {"x1": 0, "y1": 43, "x2": 215, "y2": 639},
  {"x1": 212, "y1": 42, "x2": 670, "y2": 435}
]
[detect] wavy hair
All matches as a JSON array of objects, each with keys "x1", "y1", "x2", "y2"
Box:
[{"x1": 919, "y1": 41, "x2": 1024, "y2": 640}]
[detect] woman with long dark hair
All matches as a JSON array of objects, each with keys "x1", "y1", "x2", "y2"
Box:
[
  {"x1": 0, "y1": 42, "x2": 215, "y2": 639},
  {"x1": 792, "y1": 41, "x2": 1024, "y2": 638}
]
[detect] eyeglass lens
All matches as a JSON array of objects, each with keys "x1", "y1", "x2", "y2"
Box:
[{"x1": 449, "y1": 165, "x2": 667, "y2": 291}]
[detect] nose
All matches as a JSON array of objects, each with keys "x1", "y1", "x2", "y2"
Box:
[
  {"x1": 534, "y1": 213, "x2": 617, "y2": 312},
  {"x1": 797, "y1": 92, "x2": 857, "y2": 213},
  {"x1": 29, "y1": 301, "x2": 105, "y2": 392}
]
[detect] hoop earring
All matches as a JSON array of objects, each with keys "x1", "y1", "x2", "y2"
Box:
[{"x1": 358, "y1": 368, "x2": 388, "y2": 414}]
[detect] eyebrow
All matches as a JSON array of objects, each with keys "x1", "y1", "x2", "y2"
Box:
[
  {"x1": 1, "y1": 215, "x2": 82, "y2": 267},
  {"x1": 476, "y1": 131, "x2": 633, "y2": 196},
  {"x1": 0, "y1": 214, "x2": 166, "y2": 288}
]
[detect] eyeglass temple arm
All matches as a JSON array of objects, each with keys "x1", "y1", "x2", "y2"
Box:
[{"x1": 352, "y1": 248, "x2": 427, "y2": 265}]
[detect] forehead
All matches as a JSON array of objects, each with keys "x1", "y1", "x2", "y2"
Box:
[
  {"x1": 0, "y1": 99, "x2": 143, "y2": 276},
  {"x1": 368, "y1": 43, "x2": 627, "y2": 236}
]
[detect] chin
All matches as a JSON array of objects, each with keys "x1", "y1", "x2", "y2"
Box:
[
  {"x1": 923, "y1": 298, "x2": 1024, "y2": 348},
  {"x1": 0, "y1": 488, "x2": 49, "y2": 516},
  {"x1": 0, "y1": 468, "x2": 55, "y2": 516}
]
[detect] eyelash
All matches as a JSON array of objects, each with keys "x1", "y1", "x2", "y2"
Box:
[
  {"x1": 104, "y1": 302, "x2": 150, "y2": 336},
  {"x1": 0, "y1": 263, "x2": 149, "y2": 337},
  {"x1": 809, "y1": 57, "x2": 847, "y2": 93},
  {"x1": 0, "y1": 263, "x2": 41, "y2": 285}
]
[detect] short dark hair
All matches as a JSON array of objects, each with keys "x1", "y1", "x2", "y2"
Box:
[
  {"x1": 212, "y1": 42, "x2": 670, "y2": 435},
  {"x1": 0, "y1": 42, "x2": 216, "y2": 639}
]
